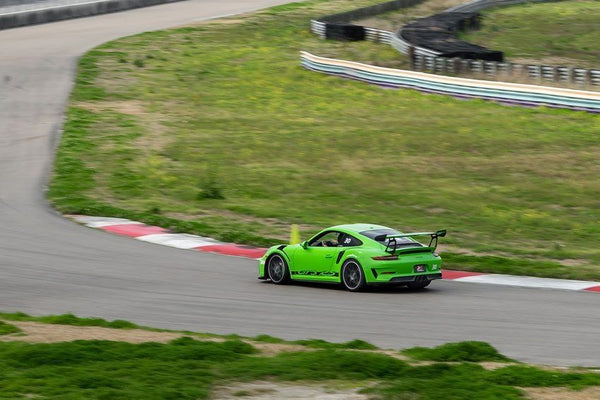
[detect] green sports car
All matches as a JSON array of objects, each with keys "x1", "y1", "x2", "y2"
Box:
[{"x1": 258, "y1": 224, "x2": 446, "y2": 291}]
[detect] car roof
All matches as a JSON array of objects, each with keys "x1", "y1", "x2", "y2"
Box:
[{"x1": 328, "y1": 223, "x2": 393, "y2": 235}]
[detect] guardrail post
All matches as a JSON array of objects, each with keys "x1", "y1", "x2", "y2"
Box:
[
  {"x1": 541, "y1": 65, "x2": 555, "y2": 82},
  {"x1": 425, "y1": 56, "x2": 435, "y2": 72},
  {"x1": 590, "y1": 70, "x2": 600, "y2": 87},
  {"x1": 556, "y1": 66, "x2": 570, "y2": 84},
  {"x1": 471, "y1": 60, "x2": 482, "y2": 75},
  {"x1": 527, "y1": 65, "x2": 541, "y2": 82},
  {"x1": 484, "y1": 61, "x2": 497, "y2": 77},
  {"x1": 435, "y1": 57, "x2": 445, "y2": 73},
  {"x1": 573, "y1": 68, "x2": 587, "y2": 86}
]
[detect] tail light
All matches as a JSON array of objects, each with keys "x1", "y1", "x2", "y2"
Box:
[{"x1": 372, "y1": 255, "x2": 399, "y2": 261}]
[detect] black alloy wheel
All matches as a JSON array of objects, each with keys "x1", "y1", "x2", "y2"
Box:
[
  {"x1": 268, "y1": 254, "x2": 290, "y2": 284},
  {"x1": 342, "y1": 260, "x2": 366, "y2": 292}
]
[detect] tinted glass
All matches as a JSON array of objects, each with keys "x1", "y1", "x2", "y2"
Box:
[
  {"x1": 339, "y1": 233, "x2": 362, "y2": 247},
  {"x1": 360, "y1": 229, "x2": 421, "y2": 246}
]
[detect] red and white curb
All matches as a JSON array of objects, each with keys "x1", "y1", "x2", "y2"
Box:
[
  {"x1": 69, "y1": 215, "x2": 600, "y2": 293},
  {"x1": 69, "y1": 215, "x2": 267, "y2": 259}
]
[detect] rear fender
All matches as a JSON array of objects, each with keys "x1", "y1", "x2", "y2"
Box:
[{"x1": 338, "y1": 251, "x2": 371, "y2": 282}]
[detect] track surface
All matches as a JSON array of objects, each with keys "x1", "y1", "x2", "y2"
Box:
[{"x1": 0, "y1": 0, "x2": 599, "y2": 367}]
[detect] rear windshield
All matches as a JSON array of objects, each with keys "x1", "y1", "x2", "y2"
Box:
[{"x1": 360, "y1": 229, "x2": 422, "y2": 247}]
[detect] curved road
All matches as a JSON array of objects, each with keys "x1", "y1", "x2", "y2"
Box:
[{"x1": 1, "y1": 1, "x2": 599, "y2": 367}]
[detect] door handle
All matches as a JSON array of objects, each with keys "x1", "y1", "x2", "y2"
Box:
[{"x1": 325, "y1": 254, "x2": 333, "y2": 258}]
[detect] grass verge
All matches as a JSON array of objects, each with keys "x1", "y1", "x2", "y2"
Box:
[
  {"x1": 461, "y1": 0, "x2": 600, "y2": 68},
  {"x1": 2, "y1": 319, "x2": 600, "y2": 399},
  {"x1": 401, "y1": 341, "x2": 513, "y2": 362},
  {"x1": 0, "y1": 312, "x2": 144, "y2": 330},
  {"x1": 48, "y1": 0, "x2": 600, "y2": 278},
  {"x1": 0, "y1": 321, "x2": 21, "y2": 336}
]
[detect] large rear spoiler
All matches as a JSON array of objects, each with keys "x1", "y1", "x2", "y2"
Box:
[{"x1": 383, "y1": 230, "x2": 447, "y2": 253}]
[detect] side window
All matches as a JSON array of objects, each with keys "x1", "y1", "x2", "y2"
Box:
[
  {"x1": 339, "y1": 233, "x2": 362, "y2": 247},
  {"x1": 308, "y1": 231, "x2": 342, "y2": 247}
]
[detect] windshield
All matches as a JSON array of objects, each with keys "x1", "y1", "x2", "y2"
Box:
[{"x1": 359, "y1": 229, "x2": 422, "y2": 248}]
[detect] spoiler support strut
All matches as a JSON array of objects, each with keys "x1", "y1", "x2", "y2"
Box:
[{"x1": 384, "y1": 230, "x2": 447, "y2": 253}]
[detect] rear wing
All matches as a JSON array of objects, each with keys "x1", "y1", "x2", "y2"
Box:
[{"x1": 383, "y1": 230, "x2": 447, "y2": 253}]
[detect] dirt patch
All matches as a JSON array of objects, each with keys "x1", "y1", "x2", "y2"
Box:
[
  {"x1": 523, "y1": 386, "x2": 600, "y2": 400},
  {"x1": 211, "y1": 382, "x2": 369, "y2": 400},
  {"x1": 0, "y1": 321, "x2": 183, "y2": 344},
  {"x1": 77, "y1": 100, "x2": 145, "y2": 116},
  {"x1": 251, "y1": 342, "x2": 309, "y2": 356}
]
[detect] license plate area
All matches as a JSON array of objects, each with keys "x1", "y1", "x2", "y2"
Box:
[{"x1": 413, "y1": 264, "x2": 427, "y2": 273}]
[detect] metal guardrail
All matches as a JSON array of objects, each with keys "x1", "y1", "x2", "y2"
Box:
[
  {"x1": 411, "y1": 54, "x2": 600, "y2": 88},
  {"x1": 309, "y1": 0, "x2": 598, "y2": 89},
  {"x1": 300, "y1": 51, "x2": 600, "y2": 113}
]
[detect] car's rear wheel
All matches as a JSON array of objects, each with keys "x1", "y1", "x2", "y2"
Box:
[
  {"x1": 268, "y1": 254, "x2": 290, "y2": 284},
  {"x1": 341, "y1": 260, "x2": 366, "y2": 292},
  {"x1": 407, "y1": 276, "x2": 431, "y2": 289}
]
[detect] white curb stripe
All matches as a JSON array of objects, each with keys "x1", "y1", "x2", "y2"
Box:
[
  {"x1": 136, "y1": 233, "x2": 220, "y2": 249},
  {"x1": 454, "y1": 274, "x2": 600, "y2": 291},
  {"x1": 70, "y1": 215, "x2": 141, "y2": 228}
]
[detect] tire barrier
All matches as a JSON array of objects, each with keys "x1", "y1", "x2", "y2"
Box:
[
  {"x1": 311, "y1": 0, "x2": 424, "y2": 41},
  {"x1": 0, "y1": 0, "x2": 185, "y2": 30},
  {"x1": 300, "y1": 51, "x2": 600, "y2": 113},
  {"x1": 400, "y1": 12, "x2": 504, "y2": 61},
  {"x1": 311, "y1": 0, "x2": 566, "y2": 60}
]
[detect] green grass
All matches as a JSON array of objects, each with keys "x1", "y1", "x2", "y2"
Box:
[
  {"x1": 48, "y1": 0, "x2": 600, "y2": 279},
  {"x1": 1, "y1": 337, "x2": 599, "y2": 399},
  {"x1": 0, "y1": 321, "x2": 21, "y2": 336},
  {"x1": 461, "y1": 0, "x2": 600, "y2": 67},
  {"x1": 402, "y1": 341, "x2": 513, "y2": 362},
  {"x1": 0, "y1": 312, "x2": 143, "y2": 330}
]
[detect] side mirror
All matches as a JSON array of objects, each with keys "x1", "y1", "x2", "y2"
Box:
[{"x1": 301, "y1": 241, "x2": 308, "y2": 249}]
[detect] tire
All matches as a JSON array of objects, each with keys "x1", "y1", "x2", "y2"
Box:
[
  {"x1": 341, "y1": 259, "x2": 366, "y2": 292},
  {"x1": 267, "y1": 254, "x2": 290, "y2": 284},
  {"x1": 406, "y1": 276, "x2": 431, "y2": 289}
]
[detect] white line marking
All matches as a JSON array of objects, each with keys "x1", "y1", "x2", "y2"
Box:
[
  {"x1": 136, "y1": 233, "x2": 221, "y2": 249},
  {"x1": 70, "y1": 215, "x2": 141, "y2": 228},
  {"x1": 455, "y1": 274, "x2": 600, "y2": 291}
]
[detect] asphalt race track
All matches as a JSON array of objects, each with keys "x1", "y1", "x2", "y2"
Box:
[{"x1": 0, "y1": 0, "x2": 599, "y2": 367}]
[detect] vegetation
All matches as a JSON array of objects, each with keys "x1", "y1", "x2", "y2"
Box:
[
  {"x1": 48, "y1": 0, "x2": 600, "y2": 278},
  {"x1": 0, "y1": 335, "x2": 599, "y2": 399},
  {"x1": 0, "y1": 312, "x2": 143, "y2": 330},
  {"x1": 402, "y1": 341, "x2": 513, "y2": 362},
  {"x1": 2, "y1": 312, "x2": 599, "y2": 399},
  {"x1": 461, "y1": 0, "x2": 600, "y2": 68},
  {"x1": 0, "y1": 321, "x2": 21, "y2": 336}
]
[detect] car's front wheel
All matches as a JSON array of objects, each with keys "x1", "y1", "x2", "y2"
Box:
[
  {"x1": 341, "y1": 259, "x2": 366, "y2": 292},
  {"x1": 267, "y1": 254, "x2": 290, "y2": 284}
]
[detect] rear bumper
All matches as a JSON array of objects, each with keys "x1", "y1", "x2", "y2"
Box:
[
  {"x1": 368, "y1": 272, "x2": 443, "y2": 285},
  {"x1": 388, "y1": 272, "x2": 442, "y2": 283}
]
